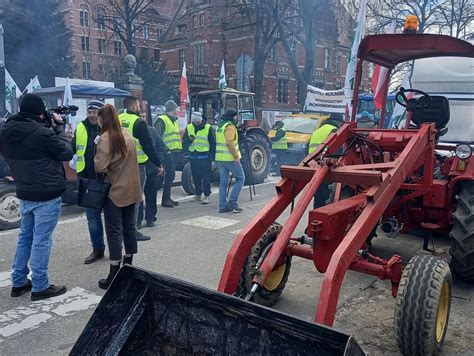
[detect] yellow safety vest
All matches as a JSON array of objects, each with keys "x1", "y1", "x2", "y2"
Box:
[
  {"x1": 216, "y1": 121, "x2": 241, "y2": 161},
  {"x1": 118, "y1": 111, "x2": 148, "y2": 164},
  {"x1": 272, "y1": 128, "x2": 288, "y2": 150},
  {"x1": 186, "y1": 123, "x2": 211, "y2": 152},
  {"x1": 308, "y1": 124, "x2": 337, "y2": 153},
  {"x1": 75, "y1": 122, "x2": 88, "y2": 173},
  {"x1": 159, "y1": 114, "x2": 182, "y2": 150}
]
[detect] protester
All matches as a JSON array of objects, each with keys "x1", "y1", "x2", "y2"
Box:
[
  {"x1": 215, "y1": 108, "x2": 245, "y2": 213},
  {"x1": 357, "y1": 111, "x2": 378, "y2": 128},
  {"x1": 71, "y1": 99, "x2": 106, "y2": 264},
  {"x1": 94, "y1": 104, "x2": 142, "y2": 290},
  {"x1": 154, "y1": 100, "x2": 182, "y2": 208},
  {"x1": 0, "y1": 94, "x2": 73, "y2": 300},
  {"x1": 137, "y1": 115, "x2": 167, "y2": 228},
  {"x1": 309, "y1": 113, "x2": 344, "y2": 208},
  {"x1": 270, "y1": 120, "x2": 287, "y2": 174},
  {"x1": 183, "y1": 112, "x2": 216, "y2": 204},
  {"x1": 119, "y1": 96, "x2": 162, "y2": 241}
]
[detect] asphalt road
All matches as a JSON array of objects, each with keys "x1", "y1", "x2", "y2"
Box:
[{"x1": 0, "y1": 178, "x2": 472, "y2": 355}]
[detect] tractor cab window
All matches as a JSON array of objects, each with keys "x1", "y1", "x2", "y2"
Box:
[{"x1": 440, "y1": 100, "x2": 474, "y2": 143}]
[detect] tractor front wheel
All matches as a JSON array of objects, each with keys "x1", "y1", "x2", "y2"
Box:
[
  {"x1": 239, "y1": 223, "x2": 291, "y2": 307},
  {"x1": 450, "y1": 181, "x2": 474, "y2": 282},
  {"x1": 394, "y1": 254, "x2": 452, "y2": 356}
]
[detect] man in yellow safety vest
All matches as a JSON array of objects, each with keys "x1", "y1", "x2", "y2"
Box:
[
  {"x1": 308, "y1": 113, "x2": 344, "y2": 208},
  {"x1": 119, "y1": 96, "x2": 163, "y2": 241},
  {"x1": 72, "y1": 99, "x2": 106, "y2": 264},
  {"x1": 270, "y1": 120, "x2": 287, "y2": 175},
  {"x1": 215, "y1": 108, "x2": 245, "y2": 213},
  {"x1": 154, "y1": 100, "x2": 182, "y2": 208},
  {"x1": 183, "y1": 112, "x2": 216, "y2": 204}
]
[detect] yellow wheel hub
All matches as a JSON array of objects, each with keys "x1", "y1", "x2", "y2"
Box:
[
  {"x1": 263, "y1": 263, "x2": 286, "y2": 291},
  {"x1": 435, "y1": 281, "x2": 450, "y2": 343}
]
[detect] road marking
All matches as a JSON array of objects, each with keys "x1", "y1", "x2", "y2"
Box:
[
  {"x1": 0, "y1": 272, "x2": 11, "y2": 288},
  {"x1": 0, "y1": 287, "x2": 101, "y2": 339},
  {"x1": 181, "y1": 216, "x2": 240, "y2": 230},
  {"x1": 0, "y1": 215, "x2": 87, "y2": 237},
  {"x1": 229, "y1": 229, "x2": 243, "y2": 235}
]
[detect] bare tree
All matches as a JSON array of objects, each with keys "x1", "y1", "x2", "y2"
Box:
[
  {"x1": 438, "y1": 0, "x2": 474, "y2": 38},
  {"x1": 97, "y1": 0, "x2": 154, "y2": 55}
]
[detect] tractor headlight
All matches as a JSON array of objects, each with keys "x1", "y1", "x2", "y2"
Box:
[{"x1": 455, "y1": 144, "x2": 472, "y2": 160}]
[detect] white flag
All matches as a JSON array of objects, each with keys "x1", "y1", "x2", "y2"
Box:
[
  {"x1": 25, "y1": 75, "x2": 41, "y2": 94},
  {"x1": 344, "y1": 0, "x2": 367, "y2": 118},
  {"x1": 219, "y1": 59, "x2": 227, "y2": 90},
  {"x1": 62, "y1": 77, "x2": 77, "y2": 169},
  {"x1": 389, "y1": 69, "x2": 412, "y2": 128},
  {"x1": 4, "y1": 68, "x2": 21, "y2": 113}
]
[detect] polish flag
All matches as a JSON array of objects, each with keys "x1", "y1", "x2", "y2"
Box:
[
  {"x1": 179, "y1": 61, "x2": 189, "y2": 113},
  {"x1": 372, "y1": 20, "x2": 396, "y2": 110}
]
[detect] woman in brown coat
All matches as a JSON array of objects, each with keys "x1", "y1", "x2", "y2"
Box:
[{"x1": 94, "y1": 104, "x2": 142, "y2": 289}]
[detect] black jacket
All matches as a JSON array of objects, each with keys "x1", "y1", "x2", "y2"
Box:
[
  {"x1": 0, "y1": 112, "x2": 74, "y2": 201},
  {"x1": 144, "y1": 126, "x2": 168, "y2": 175},
  {"x1": 71, "y1": 118, "x2": 100, "y2": 179}
]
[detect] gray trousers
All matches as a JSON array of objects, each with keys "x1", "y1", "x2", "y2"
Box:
[{"x1": 134, "y1": 164, "x2": 147, "y2": 227}]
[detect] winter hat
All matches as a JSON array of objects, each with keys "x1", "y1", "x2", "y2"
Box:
[
  {"x1": 87, "y1": 99, "x2": 105, "y2": 110},
  {"x1": 165, "y1": 100, "x2": 178, "y2": 113},
  {"x1": 20, "y1": 94, "x2": 46, "y2": 115},
  {"x1": 191, "y1": 112, "x2": 203, "y2": 123},
  {"x1": 222, "y1": 108, "x2": 238, "y2": 120}
]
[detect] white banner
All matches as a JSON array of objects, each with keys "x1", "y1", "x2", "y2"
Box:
[{"x1": 304, "y1": 85, "x2": 346, "y2": 113}]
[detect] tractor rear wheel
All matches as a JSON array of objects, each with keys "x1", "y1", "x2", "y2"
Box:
[
  {"x1": 239, "y1": 223, "x2": 291, "y2": 307},
  {"x1": 240, "y1": 133, "x2": 271, "y2": 185},
  {"x1": 449, "y1": 181, "x2": 474, "y2": 282},
  {"x1": 181, "y1": 162, "x2": 195, "y2": 195},
  {"x1": 394, "y1": 254, "x2": 452, "y2": 356}
]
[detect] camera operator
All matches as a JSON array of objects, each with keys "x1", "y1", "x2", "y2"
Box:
[{"x1": 0, "y1": 94, "x2": 73, "y2": 301}]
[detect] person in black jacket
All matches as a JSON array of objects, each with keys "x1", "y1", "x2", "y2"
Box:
[
  {"x1": 0, "y1": 94, "x2": 73, "y2": 301},
  {"x1": 71, "y1": 99, "x2": 106, "y2": 264}
]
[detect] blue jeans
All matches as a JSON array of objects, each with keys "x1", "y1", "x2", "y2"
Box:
[
  {"x1": 12, "y1": 197, "x2": 62, "y2": 292},
  {"x1": 218, "y1": 162, "x2": 245, "y2": 210},
  {"x1": 85, "y1": 208, "x2": 104, "y2": 251}
]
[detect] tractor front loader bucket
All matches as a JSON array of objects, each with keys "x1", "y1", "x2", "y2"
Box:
[{"x1": 71, "y1": 265, "x2": 365, "y2": 356}]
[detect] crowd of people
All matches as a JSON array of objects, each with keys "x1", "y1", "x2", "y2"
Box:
[{"x1": 0, "y1": 94, "x2": 246, "y2": 300}]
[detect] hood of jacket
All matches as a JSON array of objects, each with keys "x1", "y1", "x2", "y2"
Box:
[{"x1": 1, "y1": 112, "x2": 45, "y2": 144}]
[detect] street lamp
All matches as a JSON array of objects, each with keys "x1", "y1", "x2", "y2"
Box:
[{"x1": 0, "y1": 24, "x2": 5, "y2": 115}]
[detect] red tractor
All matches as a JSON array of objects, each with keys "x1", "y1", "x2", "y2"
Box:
[{"x1": 218, "y1": 33, "x2": 474, "y2": 355}]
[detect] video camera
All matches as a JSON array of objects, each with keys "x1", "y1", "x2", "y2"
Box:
[{"x1": 44, "y1": 105, "x2": 78, "y2": 126}]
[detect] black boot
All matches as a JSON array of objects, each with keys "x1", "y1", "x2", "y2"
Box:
[
  {"x1": 98, "y1": 264, "x2": 121, "y2": 290},
  {"x1": 123, "y1": 255, "x2": 133, "y2": 265}
]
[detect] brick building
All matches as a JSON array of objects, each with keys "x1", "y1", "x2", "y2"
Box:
[
  {"x1": 58, "y1": 0, "x2": 178, "y2": 82},
  {"x1": 161, "y1": 0, "x2": 361, "y2": 112}
]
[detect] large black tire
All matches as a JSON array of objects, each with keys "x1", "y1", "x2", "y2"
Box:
[
  {"x1": 394, "y1": 255, "x2": 452, "y2": 356},
  {"x1": 181, "y1": 162, "x2": 195, "y2": 195},
  {"x1": 239, "y1": 223, "x2": 291, "y2": 307},
  {"x1": 240, "y1": 133, "x2": 271, "y2": 185},
  {"x1": 0, "y1": 182, "x2": 21, "y2": 230},
  {"x1": 449, "y1": 181, "x2": 474, "y2": 282}
]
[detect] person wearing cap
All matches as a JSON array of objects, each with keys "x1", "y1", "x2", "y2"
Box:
[
  {"x1": 215, "y1": 108, "x2": 245, "y2": 213},
  {"x1": 270, "y1": 120, "x2": 287, "y2": 174},
  {"x1": 356, "y1": 111, "x2": 377, "y2": 129},
  {"x1": 70, "y1": 99, "x2": 107, "y2": 264},
  {"x1": 154, "y1": 100, "x2": 182, "y2": 208},
  {"x1": 308, "y1": 112, "x2": 345, "y2": 208},
  {"x1": 119, "y1": 96, "x2": 163, "y2": 241},
  {"x1": 0, "y1": 94, "x2": 73, "y2": 301},
  {"x1": 183, "y1": 112, "x2": 216, "y2": 204}
]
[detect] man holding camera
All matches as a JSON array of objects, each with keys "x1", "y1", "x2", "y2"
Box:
[
  {"x1": 0, "y1": 94, "x2": 73, "y2": 301},
  {"x1": 71, "y1": 99, "x2": 106, "y2": 264}
]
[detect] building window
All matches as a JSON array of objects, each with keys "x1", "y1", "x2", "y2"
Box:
[
  {"x1": 277, "y1": 78, "x2": 289, "y2": 104},
  {"x1": 296, "y1": 83, "x2": 301, "y2": 105},
  {"x1": 193, "y1": 43, "x2": 205, "y2": 75},
  {"x1": 114, "y1": 41, "x2": 122, "y2": 56},
  {"x1": 154, "y1": 49, "x2": 161, "y2": 62},
  {"x1": 200, "y1": 13, "x2": 205, "y2": 27},
  {"x1": 82, "y1": 60, "x2": 91, "y2": 79},
  {"x1": 141, "y1": 47, "x2": 148, "y2": 58},
  {"x1": 80, "y1": 9, "x2": 89, "y2": 27},
  {"x1": 335, "y1": 54, "x2": 341, "y2": 74},
  {"x1": 81, "y1": 36, "x2": 90, "y2": 52},
  {"x1": 98, "y1": 39, "x2": 107, "y2": 54},
  {"x1": 142, "y1": 25, "x2": 150, "y2": 39},
  {"x1": 193, "y1": 16, "x2": 198, "y2": 29},
  {"x1": 179, "y1": 49, "x2": 185, "y2": 69},
  {"x1": 289, "y1": 35, "x2": 297, "y2": 56},
  {"x1": 97, "y1": 10, "x2": 106, "y2": 30},
  {"x1": 324, "y1": 48, "x2": 332, "y2": 69},
  {"x1": 269, "y1": 45, "x2": 277, "y2": 61},
  {"x1": 157, "y1": 28, "x2": 164, "y2": 37}
]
